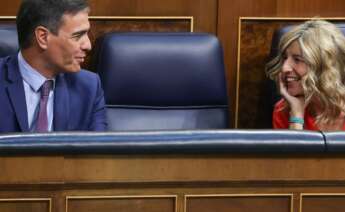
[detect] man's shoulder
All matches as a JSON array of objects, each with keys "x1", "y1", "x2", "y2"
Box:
[
  {"x1": 65, "y1": 69, "x2": 99, "y2": 80},
  {"x1": 0, "y1": 57, "x2": 6, "y2": 74},
  {"x1": 62, "y1": 69, "x2": 103, "y2": 105},
  {"x1": 63, "y1": 69, "x2": 101, "y2": 89},
  {"x1": 64, "y1": 69, "x2": 98, "y2": 83},
  {"x1": 0, "y1": 55, "x2": 18, "y2": 80},
  {"x1": 0, "y1": 55, "x2": 14, "y2": 69},
  {"x1": 0, "y1": 56, "x2": 9, "y2": 63}
]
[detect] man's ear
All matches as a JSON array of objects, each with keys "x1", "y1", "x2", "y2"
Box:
[{"x1": 34, "y1": 26, "x2": 50, "y2": 50}]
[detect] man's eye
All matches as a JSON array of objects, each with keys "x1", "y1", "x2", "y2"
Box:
[
  {"x1": 72, "y1": 34, "x2": 82, "y2": 40},
  {"x1": 72, "y1": 32, "x2": 86, "y2": 40}
]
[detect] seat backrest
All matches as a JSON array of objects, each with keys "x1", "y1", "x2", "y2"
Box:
[
  {"x1": 95, "y1": 32, "x2": 229, "y2": 131},
  {"x1": 262, "y1": 23, "x2": 345, "y2": 128},
  {"x1": 0, "y1": 24, "x2": 18, "y2": 57}
]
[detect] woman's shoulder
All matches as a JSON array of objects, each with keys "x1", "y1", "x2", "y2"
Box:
[
  {"x1": 272, "y1": 98, "x2": 289, "y2": 129},
  {"x1": 274, "y1": 98, "x2": 286, "y2": 111}
]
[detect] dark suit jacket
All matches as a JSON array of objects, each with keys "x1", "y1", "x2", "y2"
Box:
[{"x1": 0, "y1": 55, "x2": 107, "y2": 133}]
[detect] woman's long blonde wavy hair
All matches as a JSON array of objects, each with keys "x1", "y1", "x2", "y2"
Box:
[{"x1": 265, "y1": 20, "x2": 345, "y2": 125}]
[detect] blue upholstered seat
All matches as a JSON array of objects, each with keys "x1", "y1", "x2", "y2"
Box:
[
  {"x1": 0, "y1": 24, "x2": 18, "y2": 57},
  {"x1": 95, "y1": 33, "x2": 229, "y2": 131}
]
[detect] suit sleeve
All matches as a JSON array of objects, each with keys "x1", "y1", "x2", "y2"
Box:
[{"x1": 89, "y1": 75, "x2": 107, "y2": 131}]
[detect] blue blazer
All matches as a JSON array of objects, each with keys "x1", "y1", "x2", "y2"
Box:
[{"x1": 0, "y1": 55, "x2": 107, "y2": 133}]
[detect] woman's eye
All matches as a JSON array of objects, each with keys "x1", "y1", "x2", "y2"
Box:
[{"x1": 292, "y1": 55, "x2": 304, "y2": 64}]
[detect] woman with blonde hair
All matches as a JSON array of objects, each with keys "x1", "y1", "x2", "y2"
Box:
[{"x1": 266, "y1": 19, "x2": 345, "y2": 130}]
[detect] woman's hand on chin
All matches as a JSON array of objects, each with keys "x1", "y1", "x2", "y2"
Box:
[{"x1": 279, "y1": 73, "x2": 305, "y2": 129}]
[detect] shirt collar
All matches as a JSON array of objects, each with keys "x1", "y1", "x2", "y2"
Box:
[{"x1": 18, "y1": 51, "x2": 55, "y2": 92}]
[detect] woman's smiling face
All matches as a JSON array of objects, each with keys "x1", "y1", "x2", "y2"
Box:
[{"x1": 281, "y1": 40, "x2": 308, "y2": 97}]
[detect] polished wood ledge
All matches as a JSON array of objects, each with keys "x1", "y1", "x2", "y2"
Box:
[{"x1": 0, "y1": 130, "x2": 344, "y2": 212}]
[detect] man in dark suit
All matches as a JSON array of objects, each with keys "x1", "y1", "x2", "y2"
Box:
[{"x1": 0, "y1": 0, "x2": 107, "y2": 133}]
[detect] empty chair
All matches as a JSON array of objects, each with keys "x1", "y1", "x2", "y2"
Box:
[{"x1": 95, "y1": 32, "x2": 229, "y2": 131}]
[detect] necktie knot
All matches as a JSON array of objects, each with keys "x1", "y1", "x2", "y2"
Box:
[{"x1": 41, "y1": 80, "x2": 53, "y2": 97}]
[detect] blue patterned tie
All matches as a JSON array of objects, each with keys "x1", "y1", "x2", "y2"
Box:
[{"x1": 35, "y1": 80, "x2": 53, "y2": 132}]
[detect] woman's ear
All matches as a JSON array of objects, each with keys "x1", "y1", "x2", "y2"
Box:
[{"x1": 34, "y1": 26, "x2": 50, "y2": 50}]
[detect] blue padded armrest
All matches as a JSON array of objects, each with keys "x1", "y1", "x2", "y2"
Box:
[
  {"x1": 322, "y1": 131, "x2": 345, "y2": 152},
  {"x1": 0, "y1": 130, "x2": 325, "y2": 155}
]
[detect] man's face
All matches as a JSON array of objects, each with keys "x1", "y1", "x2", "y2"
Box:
[{"x1": 45, "y1": 9, "x2": 91, "y2": 74}]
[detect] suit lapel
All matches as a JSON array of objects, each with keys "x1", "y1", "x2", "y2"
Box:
[
  {"x1": 6, "y1": 55, "x2": 29, "y2": 132},
  {"x1": 53, "y1": 74, "x2": 69, "y2": 131}
]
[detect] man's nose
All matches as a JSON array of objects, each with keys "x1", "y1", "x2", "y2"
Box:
[{"x1": 81, "y1": 34, "x2": 92, "y2": 51}]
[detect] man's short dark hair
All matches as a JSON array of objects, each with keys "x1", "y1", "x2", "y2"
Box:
[{"x1": 16, "y1": 0, "x2": 89, "y2": 49}]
